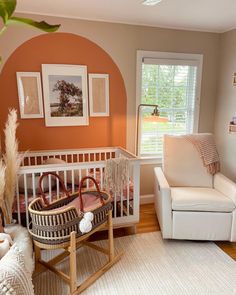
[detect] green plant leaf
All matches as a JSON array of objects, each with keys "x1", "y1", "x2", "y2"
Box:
[
  {"x1": 0, "y1": 0, "x2": 16, "y2": 23},
  {"x1": 7, "y1": 16, "x2": 60, "y2": 32}
]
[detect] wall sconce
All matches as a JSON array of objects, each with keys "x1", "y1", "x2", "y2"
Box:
[{"x1": 136, "y1": 103, "x2": 168, "y2": 156}]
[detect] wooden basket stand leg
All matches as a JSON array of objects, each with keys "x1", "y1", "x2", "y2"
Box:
[
  {"x1": 108, "y1": 210, "x2": 115, "y2": 261},
  {"x1": 33, "y1": 209, "x2": 123, "y2": 295},
  {"x1": 75, "y1": 210, "x2": 123, "y2": 294},
  {"x1": 69, "y1": 231, "x2": 77, "y2": 294},
  {"x1": 34, "y1": 244, "x2": 43, "y2": 275}
]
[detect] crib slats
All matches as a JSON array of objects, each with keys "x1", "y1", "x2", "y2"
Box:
[
  {"x1": 16, "y1": 147, "x2": 139, "y2": 229},
  {"x1": 64, "y1": 170, "x2": 67, "y2": 190},
  {"x1": 32, "y1": 173, "x2": 36, "y2": 198},
  {"x1": 56, "y1": 171, "x2": 59, "y2": 197},
  {"x1": 23, "y1": 174, "x2": 29, "y2": 228},
  {"x1": 86, "y1": 169, "x2": 89, "y2": 188},
  {"x1": 127, "y1": 171, "x2": 130, "y2": 217},
  {"x1": 100, "y1": 168, "x2": 103, "y2": 190},
  {"x1": 121, "y1": 188, "x2": 124, "y2": 218},
  {"x1": 114, "y1": 192, "x2": 117, "y2": 219},
  {"x1": 48, "y1": 174, "x2": 52, "y2": 203},
  {"x1": 40, "y1": 172, "x2": 44, "y2": 192},
  {"x1": 71, "y1": 169, "x2": 75, "y2": 193},
  {"x1": 79, "y1": 169, "x2": 82, "y2": 184},
  {"x1": 16, "y1": 180, "x2": 21, "y2": 225}
]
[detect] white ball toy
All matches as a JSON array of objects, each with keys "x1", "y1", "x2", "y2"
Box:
[
  {"x1": 79, "y1": 212, "x2": 94, "y2": 234},
  {"x1": 84, "y1": 212, "x2": 94, "y2": 222}
]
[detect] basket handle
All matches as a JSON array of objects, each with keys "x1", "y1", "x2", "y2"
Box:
[
  {"x1": 78, "y1": 176, "x2": 104, "y2": 212},
  {"x1": 39, "y1": 172, "x2": 70, "y2": 206}
]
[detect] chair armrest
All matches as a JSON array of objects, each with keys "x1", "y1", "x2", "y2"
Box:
[
  {"x1": 214, "y1": 172, "x2": 236, "y2": 205},
  {"x1": 154, "y1": 167, "x2": 170, "y2": 190},
  {"x1": 154, "y1": 167, "x2": 172, "y2": 238}
]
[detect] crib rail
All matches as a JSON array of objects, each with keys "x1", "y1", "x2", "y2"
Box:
[
  {"x1": 15, "y1": 147, "x2": 140, "y2": 229},
  {"x1": 20, "y1": 147, "x2": 120, "y2": 166}
]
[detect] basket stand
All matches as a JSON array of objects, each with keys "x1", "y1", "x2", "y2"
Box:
[{"x1": 33, "y1": 210, "x2": 122, "y2": 295}]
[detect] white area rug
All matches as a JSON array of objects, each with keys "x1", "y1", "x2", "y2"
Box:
[{"x1": 33, "y1": 232, "x2": 236, "y2": 295}]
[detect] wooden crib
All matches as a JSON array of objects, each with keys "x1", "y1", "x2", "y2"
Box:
[{"x1": 13, "y1": 147, "x2": 140, "y2": 230}]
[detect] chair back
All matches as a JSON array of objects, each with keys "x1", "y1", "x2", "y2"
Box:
[{"x1": 163, "y1": 135, "x2": 213, "y2": 187}]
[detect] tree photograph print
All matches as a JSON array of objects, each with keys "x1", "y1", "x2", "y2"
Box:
[
  {"x1": 42, "y1": 64, "x2": 89, "y2": 127},
  {"x1": 49, "y1": 75, "x2": 83, "y2": 117}
]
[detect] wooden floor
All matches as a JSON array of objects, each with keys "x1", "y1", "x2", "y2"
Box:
[
  {"x1": 92, "y1": 204, "x2": 236, "y2": 260},
  {"x1": 93, "y1": 204, "x2": 236, "y2": 261},
  {"x1": 137, "y1": 204, "x2": 236, "y2": 260}
]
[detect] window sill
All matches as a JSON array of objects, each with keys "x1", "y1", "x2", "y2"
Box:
[{"x1": 140, "y1": 157, "x2": 162, "y2": 165}]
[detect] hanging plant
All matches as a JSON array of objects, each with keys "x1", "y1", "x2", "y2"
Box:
[{"x1": 0, "y1": 0, "x2": 60, "y2": 62}]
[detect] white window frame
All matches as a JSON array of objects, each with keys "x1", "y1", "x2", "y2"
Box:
[{"x1": 136, "y1": 50, "x2": 203, "y2": 161}]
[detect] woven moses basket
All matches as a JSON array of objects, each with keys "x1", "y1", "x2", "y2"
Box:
[{"x1": 28, "y1": 172, "x2": 112, "y2": 245}]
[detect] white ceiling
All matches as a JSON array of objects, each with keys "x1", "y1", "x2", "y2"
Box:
[{"x1": 16, "y1": 0, "x2": 236, "y2": 33}]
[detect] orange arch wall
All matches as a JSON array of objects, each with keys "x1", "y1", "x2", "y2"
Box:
[{"x1": 0, "y1": 33, "x2": 127, "y2": 151}]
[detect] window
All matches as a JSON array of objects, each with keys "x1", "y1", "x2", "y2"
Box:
[{"x1": 136, "y1": 51, "x2": 203, "y2": 158}]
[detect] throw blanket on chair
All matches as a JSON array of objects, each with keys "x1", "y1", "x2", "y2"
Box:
[
  {"x1": 184, "y1": 133, "x2": 220, "y2": 175},
  {"x1": 104, "y1": 157, "x2": 129, "y2": 195}
]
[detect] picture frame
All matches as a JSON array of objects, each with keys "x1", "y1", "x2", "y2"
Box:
[
  {"x1": 42, "y1": 64, "x2": 89, "y2": 127},
  {"x1": 16, "y1": 72, "x2": 44, "y2": 119},
  {"x1": 89, "y1": 74, "x2": 109, "y2": 117}
]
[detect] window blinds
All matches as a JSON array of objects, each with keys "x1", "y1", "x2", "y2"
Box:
[{"x1": 140, "y1": 58, "x2": 198, "y2": 157}]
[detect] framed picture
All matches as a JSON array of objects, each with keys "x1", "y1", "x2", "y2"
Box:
[
  {"x1": 16, "y1": 72, "x2": 44, "y2": 119},
  {"x1": 42, "y1": 64, "x2": 89, "y2": 127},
  {"x1": 89, "y1": 74, "x2": 109, "y2": 117}
]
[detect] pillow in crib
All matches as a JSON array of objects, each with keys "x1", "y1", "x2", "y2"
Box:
[
  {"x1": 43, "y1": 158, "x2": 87, "y2": 185},
  {"x1": 18, "y1": 174, "x2": 56, "y2": 194}
]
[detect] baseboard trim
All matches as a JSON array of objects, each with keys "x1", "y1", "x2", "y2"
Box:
[{"x1": 140, "y1": 194, "x2": 154, "y2": 204}]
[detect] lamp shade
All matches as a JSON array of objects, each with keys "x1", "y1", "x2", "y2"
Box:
[{"x1": 143, "y1": 116, "x2": 169, "y2": 123}]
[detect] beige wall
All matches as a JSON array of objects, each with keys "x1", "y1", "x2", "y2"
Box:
[
  {"x1": 214, "y1": 29, "x2": 236, "y2": 181},
  {"x1": 0, "y1": 14, "x2": 220, "y2": 194}
]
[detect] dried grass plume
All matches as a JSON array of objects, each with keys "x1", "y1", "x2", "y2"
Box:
[
  {"x1": 3, "y1": 109, "x2": 22, "y2": 222},
  {"x1": 0, "y1": 160, "x2": 6, "y2": 213}
]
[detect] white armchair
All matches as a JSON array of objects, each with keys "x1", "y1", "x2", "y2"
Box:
[{"x1": 154, "y1": 135, "x2": 236, "y2": 241}]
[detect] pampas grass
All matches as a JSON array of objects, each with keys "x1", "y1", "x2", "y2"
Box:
[
  {"x1": 3, "y1": 109, "x2": 22, "y2": 222},
  {"x1": 0, "y1": 159, "x2": 6, "y2": 212}
]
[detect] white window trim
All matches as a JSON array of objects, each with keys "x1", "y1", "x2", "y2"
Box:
[{"x1": 136, "y1": 50, "x2": 203, "y2": 161}]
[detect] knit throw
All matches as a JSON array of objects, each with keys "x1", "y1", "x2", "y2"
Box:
[
  {"x1": 184, "y1": 133, "x2": 220, "y2": 175},
  {"x1": 104, "y1": 157, "x2": 129, "y2": 195},
  {"x1": 0, "y1": 245, "x2": 34, "y2": 295}
]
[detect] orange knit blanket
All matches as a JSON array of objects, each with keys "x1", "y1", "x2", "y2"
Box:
[{"x1": 184, "y1": 133, "x2": 220, "y2": 175}]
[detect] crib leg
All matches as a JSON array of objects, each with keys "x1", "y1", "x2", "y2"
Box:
[
  {"x1": 69, "y1": 231, "x2": 77, "y2": 294},
  {"x1": 108, "y1": 210, "x2": 115, "y2": 261}
]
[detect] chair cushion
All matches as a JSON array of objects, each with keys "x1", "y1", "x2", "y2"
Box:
[
  {"x1": 171, "y1": 187, "x2": 235, "y2": 212},
  {"x1": 163, "y1": 135, "x2": 213, "y2": 187}
]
